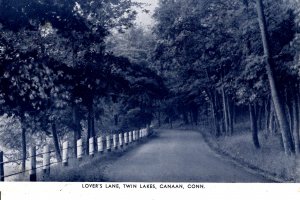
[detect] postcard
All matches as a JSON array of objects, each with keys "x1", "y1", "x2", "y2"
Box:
[{"x1": 0, "y1": 0, "x2": 300, "y2": 199}]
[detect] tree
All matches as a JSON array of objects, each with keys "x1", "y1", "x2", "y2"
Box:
[
  {"x1": 255, "y1": 0, "x2": 295, "y2": 155},
  {"x1": 0, "y1": 0, "x2": 140, "y2": 166},
  {"x1": 153, "y1": 0, "x2": 299, "y2": 153}
]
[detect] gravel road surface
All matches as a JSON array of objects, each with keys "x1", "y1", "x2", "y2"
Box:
[{"x1": 103, "y1": 129, "x2": 271, "y2": 182}]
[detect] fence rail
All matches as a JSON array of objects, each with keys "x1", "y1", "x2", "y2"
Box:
[{"x1": 0, "y1": 127, "x2": 151, "y2": 181}]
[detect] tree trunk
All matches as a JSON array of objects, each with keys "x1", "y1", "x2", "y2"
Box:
[
  {"x1": 273, "y1": 109, "x2": 285, "y2": 150},
  {"x1": 298, "y1": 85, "x2": 300, "y2": 153},
  {"x1": 51, "y1": 121, "x2": 62, "y2": 162},
  {"x1": 92, "y1": 113, "x2": 95, "y2": 138},
  {"x1": 91, "y1": 105, "x2": 97, "y2": 151},
  {"x1": 86, "y1": 105, "x2": 92, "y2": 155},
  {"x1": 286, "y1": 102, "x2": 293, "y2": 136},
  {"x1": 293, "y1": 95, "x2": 300, "y2": 154},
  {"x1": 265, "y1": 99, "x2": 270, "y2": 135},
  {"x1": 72, "y1": 104, "x2": 81, "y2": 157},
  {"x1": 221, "y1": 86, "x2": 229, "y2": 135},
  {"x1": 233, "y1": 102, "x2": 237, "y2": 124},
  {"x1": 268, "y1": 101, "x2": 275, "y2": 135},
  {"x1": 183, "y1": 111, "x2": 189, "y2": 125},
  {"x1": 249, "y1": 104, "x2": 260, "y2": 149},
  {"x1": 257, "y1": 105, "x2": 263, "y2": 130},
  {"x1": 189, "y1": 111, "x2": 193, "y2": 125},
  {"x1": 21, "y1": 118, "x2": 26, "y2": 173},
  {"x1": 210, "y1": 97, "x2": 220, "y2": 137},
  {"x1": 192, "y1": 106, "x2": 198, "y2": 126},
  {"x1": 256, "y1": 0, "x2": 295, "y2": 155},
  {"x1": 87, "y1": 100, "x2": 96, "y2": 154},
  {"x1": 227, "y1": 97, "x2": 234, "y2": 135}
]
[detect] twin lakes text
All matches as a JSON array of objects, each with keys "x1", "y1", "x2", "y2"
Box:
[{"x1": 82, "y1": 183, "x2": 205, "y2": 189}]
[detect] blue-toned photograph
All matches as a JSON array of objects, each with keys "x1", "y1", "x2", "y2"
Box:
[{"x1": 0, "y1": 0, "x2": 299, "y2": 183}]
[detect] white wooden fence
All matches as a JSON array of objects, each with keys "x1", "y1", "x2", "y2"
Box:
[{"x1": 0, "y1": 127, "x2": 151, "y2": 181}]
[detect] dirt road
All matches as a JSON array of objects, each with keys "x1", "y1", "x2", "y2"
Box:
[{"x1": 103, "y1": 129, "x2": 271, "y2": 182}]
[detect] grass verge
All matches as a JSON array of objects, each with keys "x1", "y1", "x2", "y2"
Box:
[{"x1": 176, "y1": 125, "x2": 297, "y2": 183}]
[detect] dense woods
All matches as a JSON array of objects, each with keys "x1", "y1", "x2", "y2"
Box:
[
  {"x1": 0, "y1": 0, "x2": 166, "y2": 171},
  {"x1": 0, "y1": 0, "x2": 300, "y2": 178},
  {"x1": 152, "y1": 0, "x2": 300, "y2": 156}
]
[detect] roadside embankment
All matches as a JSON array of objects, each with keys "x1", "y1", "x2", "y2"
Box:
[{"x1": 200, "y1": 129, "x2": 297, "y2": 182}]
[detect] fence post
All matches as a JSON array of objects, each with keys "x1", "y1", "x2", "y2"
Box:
[
  {"x1": 129, "y1": 131, "x2": 132, "y2": 143},
  {"x1": 97, "y1": 136, "x2": 104, "y2": 154},
  {"x1": 0, "y1": 151, "x2": 4, "y2": 181},
  {"x1": 77, "y1": 139, "x2": 83, "y2": 161},
  {"x1": 132, "y1": 131, "x2": 134, "y2": 142},
  {"x1": 106, "y1": 135, "x2": 111, "y2": 152},
  {"x1": 89, "y1": 137, "x2": 94, "y2": 157},
  {"x1": 133, "y1": 131, "x2": 136, "y2": 142},
  {"x1": 43, "y1": 145, "x2": 50, "y2": 174},
  {"x1": 62, "y1": 142, "x2": 69, "y2": 166},
  {"x1": 113, "y1": 134, "x2": 117, "y2": 150},
  {"x1": 29, "y1": 146, "x2": 37, "y2": 182},
  {"x1": 124, "y1": 132, "x2": 128, "y2": 145},
  {"x1": 119, "y1": 133, "x2": 123, "y2": 148}
]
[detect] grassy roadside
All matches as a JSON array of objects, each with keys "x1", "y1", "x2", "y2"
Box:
[
  {"x1": 202, "y1": 131, "x2": 297, "y2": 182},
  {"x1": 174, "y1": 124, "x2": 297, "y2": 182}
]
